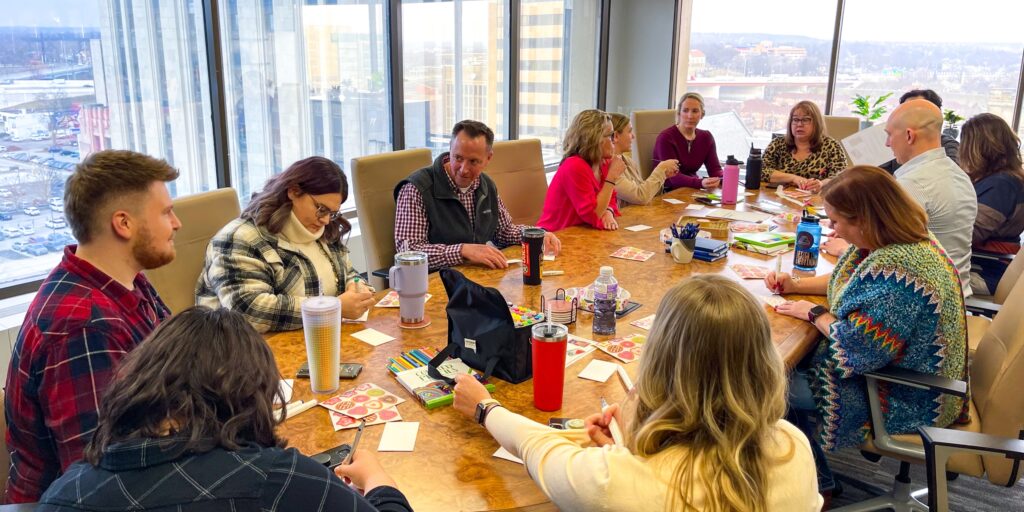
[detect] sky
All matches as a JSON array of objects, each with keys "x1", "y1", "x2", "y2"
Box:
[{"x1": 0, "y1": 0, "x2": 100, "y2": 28}]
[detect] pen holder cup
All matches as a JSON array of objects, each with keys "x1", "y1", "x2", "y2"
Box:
[{"x1": 671, "y1": 238, "x2": 697, "y2": 264}]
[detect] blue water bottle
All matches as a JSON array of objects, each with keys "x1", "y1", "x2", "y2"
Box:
[{"x1": 793, "y1": 210, "x2": 821, "y2": 271}]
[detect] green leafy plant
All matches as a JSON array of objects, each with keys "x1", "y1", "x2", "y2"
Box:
[
  {"x1": 850, "y1": 92, "x2": 894, "y2": 122},
  {"x1": 943, "y1": 109, "x2": 965, "y2": 128}
]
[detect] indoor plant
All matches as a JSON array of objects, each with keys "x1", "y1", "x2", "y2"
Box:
[
  {"x1": 850, "y1": 93, "x2": 894, "y2": 129},
  {"x1": 943, "y1": 109, "x2": 965, "y2": 138}
]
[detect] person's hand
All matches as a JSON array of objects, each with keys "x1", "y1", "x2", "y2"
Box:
[
  {"x1": 334, "y1": 448, "x2": 396, "y2": 494},
  {"x1": 791, "y1": 176, "x2": 810, "y2": 189},
  {"x1": 799, "y1": 177, "x2": 822, "y2": 193},
  {"x1": 461, "y1": 243, "x2": 508, "y2": 269},
  {"x1": 542, "y1": 231, "x2": 561, "y2": 256},
  {"x1": 821, "y1": 237, "x2": 849, "y2": 257},
  {"x1": 606, "y1": 156, "x2": 626, "y2": 183},
  {"x1": 774, "y1": 300, "x2": 818, "y2": 322},
  {"x1": 600, "y1": 210, "x2": 619, "y2": 230},
  {"x1": 339, "y1": 289, "x2": 374, "y2": 320},
  {"x1": 452, "y1": 373, "x2": 493, "y2": 419},
  {"x1": 583, "y1": 403, "x2": 622, "y2": 448},
  {"x1": 764, "y1": 272, "x2": 799, "y2": 294},
  {"x1": 654, "y1": 159, "x2": 680, "y2": 178},
  {"x1": 701, "y1": 177, "x2": 721, "y2": 189}
]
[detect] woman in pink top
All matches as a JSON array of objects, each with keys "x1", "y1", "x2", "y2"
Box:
[{"x1": 537, "y1": 110, "x2": 625, "y2": 231}]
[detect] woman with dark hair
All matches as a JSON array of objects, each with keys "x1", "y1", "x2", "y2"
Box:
[
  {"x1": 762, "y1": 100, "x2": 849, "y2": 192},
  {"x1": 959, "y1": 113, "x2": 1024, "y2": 295},
  {"x1": 765, "y1": 166, "x2": 968, "y2": 477},
  {"x1": 37, "y1": 307, "x2": 412, "y2": 511},
  {"x1": 197, "y1": 157, "x2": 374, "y2": 332}
]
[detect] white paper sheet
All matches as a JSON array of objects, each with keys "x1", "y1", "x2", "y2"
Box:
[
  {"x1": 378, "y1": 422, "x2": 419, "y2": 452},
  {"x1": 352, "y1": 328, "x2": 396, "y2": 347},
  {"x1": 841, "y1": 124, "x2": 893, "y2": 166},
  {"x1": 578, "y1": 359, "x2": 618, "y2": 382}
]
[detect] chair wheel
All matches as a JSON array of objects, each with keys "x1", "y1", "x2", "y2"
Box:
[
  {"x1": 946, "y1": 471, "x2": 960, "y2": 481},
  {"x1": 859, "y1": 449, "x2": 882, "y2": 463}
]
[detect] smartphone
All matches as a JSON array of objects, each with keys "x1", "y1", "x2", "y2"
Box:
[
  {"x1": 547, "y1": 417, "x2": 585, "y2": 430},
  {"x1": 296, "y1": 362, "x2": 364, "y2": 380},
  {"x1": 694, "y1": 196, "x2": 721, "y2": 206},
  {"x1": 311, "y1": 443, "x2": 352, "y2": 469}
]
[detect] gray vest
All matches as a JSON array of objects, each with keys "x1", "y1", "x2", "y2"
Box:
[{"x1": 394, "y1": 153, "x2": 501, "y2": 246}]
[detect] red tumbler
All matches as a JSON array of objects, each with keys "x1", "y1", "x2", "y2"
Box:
[{"x1": 531, "y1": 322, "x2": 568, "y2": 411}]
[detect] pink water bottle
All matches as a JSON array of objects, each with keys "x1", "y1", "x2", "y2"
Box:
[{"x1": 722, "y1": 155, "x2": 740, "y2": 204}]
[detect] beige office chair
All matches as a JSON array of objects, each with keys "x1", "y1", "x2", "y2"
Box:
[
  {"x1": 630, "y1": 109, "x2": 675, "y2": 179},
  {"x1": 965, "y1": 246, "x2": 1024, "y2": 352},
  {"x1": 823, "y1": 115, "x2": 860, "y2": 142},
  {"x1": 351, "y1": 148, "x2": 433, "y2": 290},
  {"x1": 831, "y1": 268, "x2": 1024, "y2": 512},
  {"x1": 486, "y1": 139, "x2": 547, "y2": 225},
  {"x1": 145, "y1": 188, "x2": 240, "y2": 314}
]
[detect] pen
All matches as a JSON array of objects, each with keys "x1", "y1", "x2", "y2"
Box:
[
  {"x1": 773, "y1": 256, "x2": 783, "y2": 294},
  {"x1": 616, "y1": 365, "x2": 633, "y2": 393},
  {"x1": 285, "y1": 399, "x2": 318, "y2": 419},
  {"x1": 342, "y1": 420, "x2": 366, "y2": 465},
  {"x1": 600, "y1": 397, "x2": 624, "y2": 446}
]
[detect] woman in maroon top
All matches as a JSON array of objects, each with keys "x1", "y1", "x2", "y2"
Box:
[
  {"x1": 652, "y1": 92, "x2": 723, "y2": 191},
  {"x1": 537, "y1": 110, "x2": 625, "y2": 231}
]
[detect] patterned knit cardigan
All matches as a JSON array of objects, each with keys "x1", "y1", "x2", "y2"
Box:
[{"x1": 810, "y1": 236, "x2": 969, "y2": 451}]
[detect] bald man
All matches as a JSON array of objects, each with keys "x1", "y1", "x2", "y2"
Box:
[{"x1": 885, "y1": 98, "x2": 976, "y2": 296}]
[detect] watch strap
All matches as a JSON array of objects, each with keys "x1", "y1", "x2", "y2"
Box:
[{"x1": 476, "y1": 399, "x2": 501, "y2": 425}]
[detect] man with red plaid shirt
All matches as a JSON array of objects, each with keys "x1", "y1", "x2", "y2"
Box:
[
  {"x1": 394, "y1": 120, "x2": 561, "y2": 271},
  {"x1": 4, "y1": 150, "x2": 181, "y2": 503}
]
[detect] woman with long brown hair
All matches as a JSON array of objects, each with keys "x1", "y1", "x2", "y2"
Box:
[
  {"x1": 959, "y1": 113, "x2": 1024, "y2": 295},
  {"x1": 762, "y1": 100, "x2": 849, "y2": 192},
  {"x1": 197, "y1": 156, "x2": 374, "y2": 332},
  {"x1": 37, "y1": 307, "x2": 411, "y2": 511},
  {"x1": 452, "y1": 275, "x2": 821, "y2": 511},
  {"x1": 609, "y1": 112, "x2": 680, "y2": 205}
]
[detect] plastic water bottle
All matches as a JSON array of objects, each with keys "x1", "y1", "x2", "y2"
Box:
[
  {"x1": 793, "y1": 210, "x2": 822, "y2": 271},
  {"x1": 745, "y1": 145, "x2": 763, "y2": 190},
  {"x1": 592, "y1": 266, "x2": 617, "y2": 336},
  {"x1": 722, "y1": 155, "x2": 740, "y2": 204}
]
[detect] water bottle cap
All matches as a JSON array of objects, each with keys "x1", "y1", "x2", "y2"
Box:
[
  {"x1": 801, "y1": 211, "x2": 820, "y2": 223},
  {"x1": 748, "y1": 146, "x2": 761, "y2": 157},
  {"x1": 599, "y1": 266, "x2": 613, "y2": 276},
  {"x1": 725, "y1": 155, "x2": 742, "y2": 165}
]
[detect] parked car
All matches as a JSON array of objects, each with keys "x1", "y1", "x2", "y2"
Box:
[
  {"x1": 48, "y1": 197, "x2": 63, "y2": 207},
  {"x1": 12, "y1": 241, "x2": 27, "y2": 252},
  {"x1": 44, "y1": 239, "x2": 66, "y2": 252},
  {"x1": 45, "y1": 218, "x2": 66, "y2": 229},
  {"x1": 19, "y1": 225, "x2": 35, "y2": 236},
  {"x1": 2, "y1": 226, "x2": 20, "y2": 238},
  {"x1": 0, "y1": 212, "x2": 11, "y2": 221},
  {"x1": 24, "y1": 244, "x2": 48, "y2": 256},
  {"x1": 0, "y1": 201, "x2": 15, "y2": 212},
  {"x1": 24, "y1": 206, "x2": 40, "y2": 216}
]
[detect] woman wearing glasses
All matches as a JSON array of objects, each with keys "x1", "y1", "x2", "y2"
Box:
[
  {"x1": 537, "y1": 109, "x2": 625, "y2": 231},
  {"x1": 197, "y1": 156, "x2": 374, "y2": 332},
  {"x1": 762, "y1": 101, "x2": 850, "y2": 192}
]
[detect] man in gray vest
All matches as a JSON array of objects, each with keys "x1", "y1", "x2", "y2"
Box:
[{"x1": 394, "y1": 120, "x2": 561, "y2": 271}]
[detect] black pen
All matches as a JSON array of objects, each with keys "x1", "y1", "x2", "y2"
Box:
[{"x1": 342, "y1": 420, "x2": 365, "y2": 466}]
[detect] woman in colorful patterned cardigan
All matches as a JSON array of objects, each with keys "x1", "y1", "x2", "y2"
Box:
[{"x1": 764, "y1": 166, "x2": 968, "y2": 463}]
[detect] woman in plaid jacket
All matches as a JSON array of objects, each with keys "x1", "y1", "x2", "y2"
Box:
[{"x1": 197, "y1": 157, "x2": 374, "y2": 332}]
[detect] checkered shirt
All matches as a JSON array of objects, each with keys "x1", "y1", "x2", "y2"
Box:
[
  {"x1": 4, "y1": 245, "x2": 169, "y2": 504},
  {"x1": 37, "y1": 438, "x2": 413, "y2": 511},
  {"x1": 394, "y1": 155, "x2": 525, "y2": 270},
  {"x1": 196, "y1": 218, "x2": 360, "y2": 333}
]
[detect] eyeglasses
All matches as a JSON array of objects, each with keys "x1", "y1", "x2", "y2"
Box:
[
  {"x1": 791, "y1": 117, "x2": 814, "y2": 126},
  {"x1": 308, "y1": 195, "x2": 342, "y2": 222}
]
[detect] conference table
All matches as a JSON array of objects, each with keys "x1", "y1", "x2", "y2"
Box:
[{"x1": 268, "y1": 185, "x2": 836, "y2": 512}]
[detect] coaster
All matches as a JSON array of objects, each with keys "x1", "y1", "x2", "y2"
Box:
[{"x1": 399, "y1": 314, "x2": 432, "y2": 330}]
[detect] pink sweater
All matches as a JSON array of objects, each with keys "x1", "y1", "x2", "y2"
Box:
[{"x1": 537, "y1": 156, "x2": 621, "y2": 231}]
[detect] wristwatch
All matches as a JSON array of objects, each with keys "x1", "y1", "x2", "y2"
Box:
[
  {"x1": 807, "y1": 305, "x2": 829, "y2": 323},
  {"x1": 475, "y1": 399, "x2": 502, "y2": 426}
]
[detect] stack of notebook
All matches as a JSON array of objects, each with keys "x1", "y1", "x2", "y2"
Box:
[
  {"x1": 693, "y1": 237, "x2": 729, "y2": 262},
  {"x1": 731, "y1": 232, "x2": 796, "y2": 256}
]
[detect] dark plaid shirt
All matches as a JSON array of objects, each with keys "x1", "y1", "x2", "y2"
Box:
[
  {"x1": 4, "y1": 246, "x2": 169, "y2": 503},
  {"x1": 38, "y1": 438, "x2": 413, "y2": 512}
]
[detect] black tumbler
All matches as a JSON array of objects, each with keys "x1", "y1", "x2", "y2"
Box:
[
  {"x1": 745, "y1": 145, "x2": 763, "y2": 190},
  {"x1": 522, "y1": 227, "x2": 545, "y2": 285}
]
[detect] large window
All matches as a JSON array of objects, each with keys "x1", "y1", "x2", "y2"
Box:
[
  {"x1": 0, "y1": 1, "x2": 215, "y2": 289},
  {"x1": 831, "y1": 0, "x2": 1024, "y2": 134},
  {"x1": 684, "y1": 0, "x2": 836, "y2": 158},
  {"x1": 401, "y1": 0, "x2": 510, "y2": 156},
  {"x1": 220, "y1": 0, "x2": 392, "y2": 210},
  {"x1": 518, "y1": 0, "x2": 600, "y2": 164}
]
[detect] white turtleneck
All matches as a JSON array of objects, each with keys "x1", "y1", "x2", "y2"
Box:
[{"x1": 279, "y1": 212, "x2": 339, "y2": 296}]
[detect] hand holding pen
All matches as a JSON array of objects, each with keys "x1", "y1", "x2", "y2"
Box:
[
  {"x1": 764, "y1": 271, "x2": 798, "y2": 296},
  {"x1": 584, "y1": 398, "x2": 624, "y2": 448}
]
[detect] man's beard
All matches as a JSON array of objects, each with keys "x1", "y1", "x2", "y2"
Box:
[{"x1": 132, "y1": 224, "x2": 175, "y2": 270}]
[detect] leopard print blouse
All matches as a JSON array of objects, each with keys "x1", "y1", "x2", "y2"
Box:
[{"x1": 760, "y1": 135, "x2": 849, "y2": 182}]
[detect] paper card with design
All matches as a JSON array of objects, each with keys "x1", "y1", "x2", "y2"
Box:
[
  {"x1": 320, "y1": 383, "x2": 406, "y2": 419},
  {"x1": 330, "y1": 407, "x2": 402, "y2": 431},
  {"x1": 760, "y1": 296, "x2": 789, "y2": 308},
  {"x1": 375, "y1": 291, "x2": 433, "y2": 308},
  {"x1": 629, "y1": 314, "x2": 656, "y2": 330},
  {"x1": 780, "y1": 187, "x2": 814, "y2": 199},
  {"x1": 729, "y1": 222, "x2": 772, "y2": 233},
  {"x1": 609, "y1": 246, "x2": 655, "y2": 262},
  {"x1": 565, "y1": 335, "x2": 597, "y2": 368},
  {"x1": 730, "y1": 264, "x2": 771, "y2": 280},
  {"x1": 596, "y1": 334, "x2": 646, "y2": 363}
]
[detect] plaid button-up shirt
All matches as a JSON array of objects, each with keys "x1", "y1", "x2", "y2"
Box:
[
  {"x1": 38, "y1": 438, "x2": 412, "y2": 511},
  {"x1": 4, "y1": 246, "x2": 169, "y2": 503},
  {"x1": 394, "y1": 155, "x2": 526, "y2": 270}
]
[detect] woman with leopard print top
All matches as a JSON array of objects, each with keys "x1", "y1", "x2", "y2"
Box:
[{"x1": 762, "y1": 101, "x2": 850, "y2": 193}]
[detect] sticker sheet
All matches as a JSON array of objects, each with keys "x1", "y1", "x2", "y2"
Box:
[
  {"x1": 730, "y1": 264, "x2": 771, "y2": 280},
  {"x1": 320, "y1": 383, "x2": 406, "y2": 419},
  {"x1": 596, "y1": 334, "x2": 646, "y2": 363},
  {"x1": 609, "y1": 246, "x2": 655, "y2": 262},
  {"x1": 330, "y1": 407, "x2": 402, "y2": 431}
]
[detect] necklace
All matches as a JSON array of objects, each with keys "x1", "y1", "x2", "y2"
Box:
[{"x1": 686, "y1": 139, "x2": 693, "y2": 153}]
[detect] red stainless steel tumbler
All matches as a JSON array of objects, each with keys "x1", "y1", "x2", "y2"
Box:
[{"x1": 531, "y1": 322, "x2": 568, "y2": 411}]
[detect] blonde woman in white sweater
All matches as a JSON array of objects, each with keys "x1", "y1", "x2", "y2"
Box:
[
  {"x1": 609, "y1": 112, "x2": 679, "y2": 206},
  {"x1": 453, "y1": 275, "x2": 821, "y2": 511}
]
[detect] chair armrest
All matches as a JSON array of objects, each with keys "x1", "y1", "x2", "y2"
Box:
[
  {"x1": 972, "y1": 249, "x2": 1015, "y2": 263},
  {"x1": 371, "y1": 268, "x2": 389, "y2": 279},
  {"x1": 918, "y1": 426, "x2": 1024, "y2": 511},
  {"x1": 864, "y1": 366, "x2": 968, "y2": 398},
  {"x1": 965, "y1": 296, "x2": 1001, "y2": 317}
]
